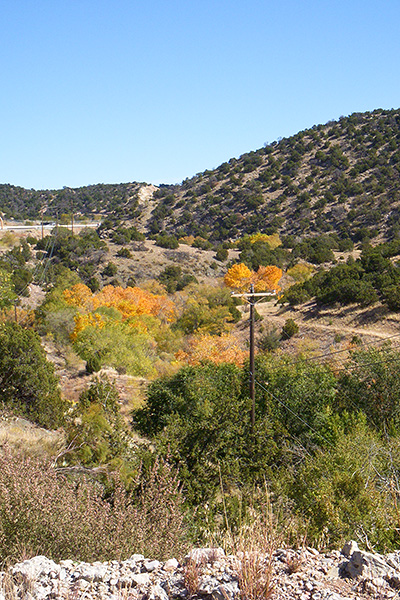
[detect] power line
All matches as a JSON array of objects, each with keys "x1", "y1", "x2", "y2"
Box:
[
  {"x1": 254, "y1": 377, "x2": 336, "y2": 449},
  {"x1": 257, "y1": 331, "x2": 400, "y2": 375}
]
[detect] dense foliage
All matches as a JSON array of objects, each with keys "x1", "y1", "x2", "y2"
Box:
[{"x1": 132, "y1": 346, "x2": 400, "y2": 550}]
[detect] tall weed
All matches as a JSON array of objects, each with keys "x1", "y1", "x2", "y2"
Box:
[{"x1": 0, "y1": 445, "x2": 189, "y2": 563}]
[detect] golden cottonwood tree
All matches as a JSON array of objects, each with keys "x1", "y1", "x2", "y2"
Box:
[
  {"x1": 62, "y1": 284, "x2": 177, "y2": 376},
  {"x1": 175, "y1": 333, "x2": 247, "y2": 367},
  {"x1": 64, "y1": 284, "x2": 176, "y2": 325},
  {"x1": 224, "y1": 263, "x2": 283, "y2": 292}
]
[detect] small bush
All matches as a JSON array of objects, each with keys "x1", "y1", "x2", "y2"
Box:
[
  {"x1": 258, "y1": 327, "x2": 281, "y2": 352},
  {"x1": 116, "y1": 247, "x2": 132, "y2": 259},
  {"x1": 155, "y1": 234, "x2": 179, "y2": 249},
  {"x1": 102, "y1": 262, "x2": 118, "y2": 277},
  {"x1": 281, "y1": 318, "x2": 299, "y2": 339},
  {"x1": 214, "y1": 247, "x2": 229, "y2": 262}
]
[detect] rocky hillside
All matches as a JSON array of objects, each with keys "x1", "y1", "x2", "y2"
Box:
[
  {"x1": 0, "y1": 181, "x2": 143, "y2": 221},
  {"x1": 156, "y1": 108, "x2": 400, "y2": 243},
  {"x1": 2, "y1": 108, "x2": 400, "y2": 243}
]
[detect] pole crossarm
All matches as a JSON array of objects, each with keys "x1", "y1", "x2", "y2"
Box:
[{"x1": 231, "y1": 291, "x2": 276, "y2": 304}]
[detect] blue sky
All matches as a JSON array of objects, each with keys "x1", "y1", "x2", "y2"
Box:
[{"x1": 1, "y1": 0, "x2": 400, "y2": 190}]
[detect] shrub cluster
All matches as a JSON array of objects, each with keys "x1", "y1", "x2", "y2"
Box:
[
  {"x1": 133, "y1": 346, "x2": 400, "y2": 551},
  {"x1": 282, "y1": 242, "x2": 400, "y2": 309}
]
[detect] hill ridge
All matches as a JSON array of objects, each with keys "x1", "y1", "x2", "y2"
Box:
[{"x1": 2, "y1": 107, "x2": 400, "y2": 243}]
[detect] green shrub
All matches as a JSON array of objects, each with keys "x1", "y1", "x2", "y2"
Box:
[
  {"x1": 0, "y1": 322, "x2": 67, "y2": 428},
  {"x1": 133, "y1": 363, "x2": 251, "y2": 503},
  {"x1": 281, "y1": 318, "x2": 299, "y2": 339},
  {"x1": 337, "y1": 346, "x2": 400, "y2": 430},
  {"x1": 157, "y1": 265, "x2": 197, "y2": 293},
  {"x1": 283, "y1": 422, "x2": 400, "y2": 551},
  {"x1": 258, "y1": 326, "x2": 281, "y2": 352},
  {"x1": 66, "y1": 377, "x2": 131, "y2": 468},
  {"x1": 155, "y1": 234, "x2": 179, "y2": 249},
  {"x1": 102, "y1": 262, "x2": 118, "y2": 277},
  {"x1": 116, "y1": 247, "x2": 132, "y2": 258}
]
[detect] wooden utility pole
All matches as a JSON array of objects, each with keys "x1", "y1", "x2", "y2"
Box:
[
  {"x1": 249, "y1": 284, "x2": 256, "y2": 427},
  {"x1": 231, "y1": 287, "x2": 276, "y2": 431},
  {"x1": 40, "y1": 207, "x2": 45, "y2": 240}
]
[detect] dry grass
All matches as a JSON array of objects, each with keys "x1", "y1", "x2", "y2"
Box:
[
  {"x1": 285, "y1": 550, "x2": 305, "y2": 574},
  {"x1": 216, "y1": 490, "x2": 280, "y2": 600},
  {"x1": 0, "y1": 571, "x2": 19, "y2": 600},
  {"x1": 0, "y1": 416, "x2": 65, "y2": 459},
  {"x1": 184, "y1": 558, "x2": 202, "y2": 597},
  {"x1": 0, "y1": 445, "x2": 189, "y2": 563},
  {"x1": 233, "y1": 514, "x2": 277, "y2": 600},
  {"x1": 236, "y1": 549, "x2": 275, "y2": 600}
]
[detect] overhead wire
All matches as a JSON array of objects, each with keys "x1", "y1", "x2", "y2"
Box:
[
  {"x1": 15, "y1": 233, "x2": 56, "y2": 299},
  {"x1": 254, "y1": 377, "x2": 336, "y2": 449},
  {"x1": 256, "y1": 330, "x2": 400, "y2": 376}
]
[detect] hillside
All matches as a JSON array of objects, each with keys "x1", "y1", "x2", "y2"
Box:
[
  {"x1": 2, "y1": 108, "x2": 400, "y2": 243},
  {"x1": 156, "y1": 108, "x2": 400, "y2": 242}
]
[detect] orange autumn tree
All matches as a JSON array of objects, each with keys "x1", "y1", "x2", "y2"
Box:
[
  {"x1": 62, "y1": 284, "x2": 177, "y2": 376},
  {"x1": 224, "y1": 263, "x2": 283, "y2": 293},
  {"x1": 63, "y1": 283, "x2": 94, "y2": 311},
  {"x1": 64, "y1": 284, "x2": 176, "y2": 325}
]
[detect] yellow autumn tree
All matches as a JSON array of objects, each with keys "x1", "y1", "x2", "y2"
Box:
[
  {"x1": 70, "y1": 313, "x2": 105, "y2": 342},
  {"x1": 249, "y1": 232, "x2": 282, "y2": 249},
  {"x1": 223, "y1": 263, "x2": 252, "y2": 291},
  {"x1": 224, "y1": 263, "x2": 283, "y2": 293},
  {"x1": 64, "y1": 284, "x2": 176, "y2": 323},
  {"x1": 254, "y1": 265, "x2": 283, "y2": 292},
  {"x1": 176, "y1": 333, "x2": 247, "y2": 367},
  {"x1": 63, "y1": 283, "x2": 94, "y2": 310}
]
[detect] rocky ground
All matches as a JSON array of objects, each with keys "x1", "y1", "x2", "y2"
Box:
[{"x1": 2, "y1": 542, "x2": 400, "y2": 600}]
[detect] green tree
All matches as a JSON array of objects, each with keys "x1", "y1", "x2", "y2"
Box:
[
  {"x1": 133, "y1": 363, "x2": 253, "y2": 503},
  {"x1": 337, "y1": 346, "x2": 400, "y2": 430},
  {"x1": 66, "y1": 377, "x2": 131, "y2": 470},
  {"x1": 0, "y1": 322, "x2": 67, "y2": 428},
  {"x1": 0, "y1": 268, "x2": 17, "y2": 311}
]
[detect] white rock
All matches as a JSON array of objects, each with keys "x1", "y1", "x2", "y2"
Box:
[
  {"x1": 341, "y1": 540, "x2": 359, "y2": 557},
  {"x1": 346, "y1": 549, "x2": 396, "y2": 579},
  {"x1": 11, "y1": 556, "x2": 60, "y2": 580},
  {"x1": 132, "y1": 572, "x2": 151, "y2": 586},
  {"x1": 148, "y1": 583, "x2": 169, "y2": 600},
  {"x1": 144, "y1": 559, "x2": 161, "y2": 572},
  {"x1": 163, "y1": 558, "x2": 179, "y2": 571},
  {"x1": 130, "y1": 554, "x2": 145, "y2": 561}
]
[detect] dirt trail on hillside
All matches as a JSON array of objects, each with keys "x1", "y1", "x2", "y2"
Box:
[
  {"x1": 136, "y1": 184, "x2": 158, "y2": 231},
  {"x1": 256, "y1": 300, "x2": 400, "y2": 348}
]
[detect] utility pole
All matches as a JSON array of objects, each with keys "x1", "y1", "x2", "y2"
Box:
[
  {"x1": 231, "y1": 287, "x2": 276, "y2": 431},
  {"x1": 40, "y1": 206, "x2": 45, "y2": 240}
]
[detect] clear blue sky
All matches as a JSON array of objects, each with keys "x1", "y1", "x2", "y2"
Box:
[{"x1": 1, "y1": 0, "x2": 400, "y2": 190}]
